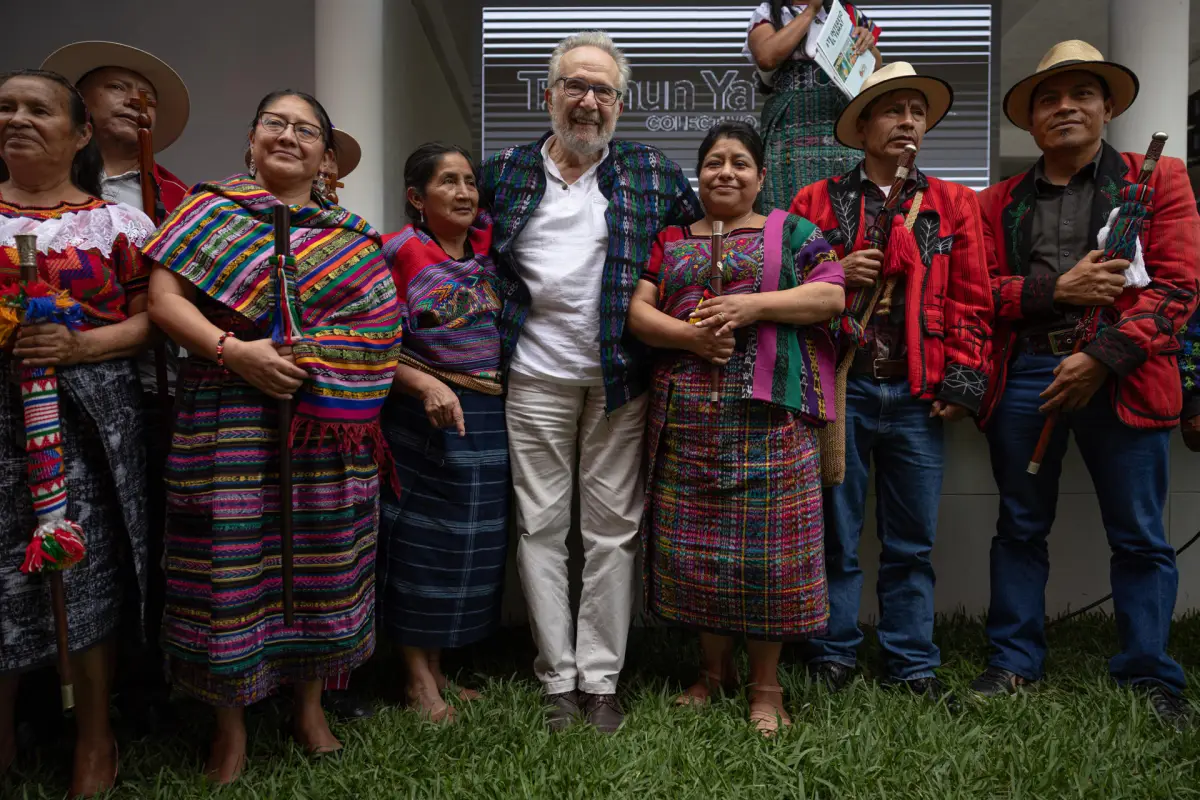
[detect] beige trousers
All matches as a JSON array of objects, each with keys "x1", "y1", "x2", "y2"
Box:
[{"x1": 507, "y1": 370, "x2": 647, "y2": 695}]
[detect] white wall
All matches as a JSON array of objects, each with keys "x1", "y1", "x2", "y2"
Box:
[
  {"x1": 2, "y1": 0, "x2": 316, "y2": 189},
  {"x1": 380, "y1": 0, "x2": 474, "y2": 232}
]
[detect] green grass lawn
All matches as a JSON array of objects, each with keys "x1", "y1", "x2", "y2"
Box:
[{"x1": 6, "y1": 614, "x2": 1200, "y2": 799}]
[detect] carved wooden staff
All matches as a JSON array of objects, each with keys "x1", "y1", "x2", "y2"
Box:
[
  {"x1": 709, "y1": 220, "x2": 726, "y2": 404},
  {"x1": 271, "y1": 205, "x2": 297, "y2": 625},
  {"x1": 1027, "y1": 132, "x2": 1168, "y2": 475},
  {"x1": 133, "y1": 90, "x2": 173, "y2": 419},
  {"x1": 15, "y1": 234, "x2": 75, "y2": 712}
]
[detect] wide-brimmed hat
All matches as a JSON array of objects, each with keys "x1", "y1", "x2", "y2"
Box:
[
  {"x1": 1003, "y1": 40, "x2": 1139, "y2": 131},
  {"x1": 42, "y1": 41, "x2": 190, "y2": 153},
  {"x1": 835, "y1": 62, "x2": 954, "y2": 149},
  {"x1": 331, "y1": 129, "x2": 361, "y2": 179}
]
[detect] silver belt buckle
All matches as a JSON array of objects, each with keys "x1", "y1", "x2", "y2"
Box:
[{"x1": 1047, "y1": 328, "x2": 1077, "y2": 356}]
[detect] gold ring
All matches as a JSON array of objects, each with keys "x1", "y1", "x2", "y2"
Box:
[{"x1": 719, "y1": 312, "x2": 727, "y2": 322}]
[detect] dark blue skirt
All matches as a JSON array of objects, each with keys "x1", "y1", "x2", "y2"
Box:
[{"x1": 378, "y1": 385, "x2": 510, "y2": 648}]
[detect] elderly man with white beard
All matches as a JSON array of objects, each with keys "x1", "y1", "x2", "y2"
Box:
[{"x1": 480, "y1": 30, "x2": 702, "y2": 734}]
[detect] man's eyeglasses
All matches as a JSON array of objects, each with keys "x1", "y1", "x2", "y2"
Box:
[
  {"x1": 258, "y1": 112, "x2": 324, "y2": 144},
  {"x1": 555, "y1": 77, "x2": 621, "y2": 107}
]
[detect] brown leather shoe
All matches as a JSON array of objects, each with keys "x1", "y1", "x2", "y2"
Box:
[
  {"x1": 581, "y1": 693, "x2": 624, "y2": 735},
  {"x1": 545, "y1": 690, "x2": 581, "y2": 732}
]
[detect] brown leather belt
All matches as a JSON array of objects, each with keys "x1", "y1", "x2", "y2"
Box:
[
  {"x1": 1019, "y1": 326, "x2": 1078, "y2": 356},
  {"x1": 849, "y1": 350, "x2": 907, "y2": 380}
]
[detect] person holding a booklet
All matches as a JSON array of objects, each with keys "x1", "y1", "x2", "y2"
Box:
[{"x1": 745, "y1": 0, "x2": 881, "y2": 213}]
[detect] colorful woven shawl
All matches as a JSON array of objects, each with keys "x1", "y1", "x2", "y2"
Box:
[
  {"x1": 381, "y1": 216, "x2": 502, "y2": 388},
  {"x1": 752, "y1": 210, "x2": 843, "y2": 424},
  {"x1": 142, "y1": 175, "x2": 402, "y2": 447}
]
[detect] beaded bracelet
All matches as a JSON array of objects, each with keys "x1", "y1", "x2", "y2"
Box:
[{"x1": 216, "y1": 331, "x2": 237, "y2": 370}]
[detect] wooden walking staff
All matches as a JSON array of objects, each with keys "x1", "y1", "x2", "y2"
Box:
[
  {"x1": 270, "y1": 205, "x2": 298, "y2": 625},
  {"x1": 11, "y1": 234, "x2": 86, "y2": 712},
  {"x1": 709, "y1": 220, "x2": 726, "y2": 403},
  {"x1": 133, "y1": 90, "x2": 174, "y2": 417},
  {"x1": 1027, "y1": 132, "x2": 1168, "y2": 475}
]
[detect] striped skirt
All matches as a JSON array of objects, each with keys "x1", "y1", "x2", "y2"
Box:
[
  {"x1": 644, "y1": 353, "x2": 828, "y2": 640},
  {"x1": 760, "y1": 60, "x2": 863, "y2": 213},
  {"x1": 378, "y1": 386, "x2": 509, "y2": 649},
  {"x1": 0, "y1": 358, "x2": 147, "y2": 673},
  {"x1": 162, "y1": 357, "x2": 378, "y2": 707}
]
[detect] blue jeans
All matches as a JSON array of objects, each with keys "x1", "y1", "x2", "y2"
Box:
[
  {"x1": 804, "y1": 376, "x2": 944, "y2": 680},
  {"x1": 985, "y1": 352, "x2": 1185, "y2": 694}
]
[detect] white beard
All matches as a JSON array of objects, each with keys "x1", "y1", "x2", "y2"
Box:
[{"x1": 551, "y1": 110, "x2": 614, "y2": 157}]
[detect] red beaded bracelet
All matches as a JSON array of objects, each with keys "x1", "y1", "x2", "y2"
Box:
[{"x1": 216, "y1": 331, "x2": 236, "y2": 369}]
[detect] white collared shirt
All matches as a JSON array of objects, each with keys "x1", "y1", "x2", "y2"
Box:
[{"x1": 509, "y1": 138, "x2": 611, "y2": 385}]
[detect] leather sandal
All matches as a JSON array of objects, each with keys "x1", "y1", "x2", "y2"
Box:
[{"x1": 747, "y1": 685, "x2": 791, "y2": 737}]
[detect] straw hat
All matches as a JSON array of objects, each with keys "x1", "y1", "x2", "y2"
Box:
[
  {"x1": 835, "y1": 62, "x2": 953, "y2": 149},
  {"x1": 42, "y1": 41, "x2": 190, "y2": 153},
  {"x1": 243, "y1": 127, "x2": 362, "y2": 179},
  {"x1": 1003, "y1": 40, "x2": 1139, "y2": 131}
]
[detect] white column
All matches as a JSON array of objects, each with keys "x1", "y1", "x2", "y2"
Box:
[
  {"x1": 1108, "y1": 0, "x2": 1188, "y2": 160},
  {"x1": 314, "y1": 0, "x2": 386, "y2": 226}
]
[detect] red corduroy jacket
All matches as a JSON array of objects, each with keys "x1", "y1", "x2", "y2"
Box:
[
  {"x1": 976, "y1": 142, "x2": 1200, "y2": 430},
  {"x1": 154, "y1": 163, "x2": 188, "y2": 222},
  {"x1": 790, "y1": 165, "x2": 994, "y2": 413}
]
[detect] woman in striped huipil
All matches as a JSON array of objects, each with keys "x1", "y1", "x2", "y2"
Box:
[{"x1": 144, "y1": 90, "x2": 402, "y2": 784}]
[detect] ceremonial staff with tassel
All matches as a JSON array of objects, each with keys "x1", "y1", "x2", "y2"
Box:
[
  {"x1": 9, "y1": 235, "x2": 86, "y2": 713},
  {"x1": 271, "y1": 205, "x2": 298, "y2": 626},
  {"x1": 1027, "y1": 132, "x2": 1168, "y2": 474}
]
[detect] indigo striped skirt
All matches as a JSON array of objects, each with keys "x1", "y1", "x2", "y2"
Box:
[
  {"x1": 644, "y1": 354, "x2": 828, "y2": 640},
  {"x1": 378, "y1": 385, "x2": 509, "y2": 648}
]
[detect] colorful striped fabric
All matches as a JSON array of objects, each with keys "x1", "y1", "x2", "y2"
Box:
[
  {"x1": 144, "y1": 178, "x2": 402, "y2": 706},
  {"x1": 643, "y1": 214, "x2": 842, "y2": 423},
  {"x1": 142, "y1": 175, "x2": 402, "y2": 439},
  {"x1": 382, "y1": 217, "x2": 502, "y2": 391}
]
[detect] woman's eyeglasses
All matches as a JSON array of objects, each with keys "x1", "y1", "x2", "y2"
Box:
[
  {"x1": 258, "y1": 112, "x2": 323, "y2": 144},
  {"x1": 555, "y1": 77, "x2": 621, "y2": 107}
]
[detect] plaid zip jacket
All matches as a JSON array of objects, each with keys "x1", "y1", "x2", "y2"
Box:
[{"x1": 479, "y1": 133, "x2": 702, "y2": 412}]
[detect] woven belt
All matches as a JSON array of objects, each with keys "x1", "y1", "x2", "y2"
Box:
[
  {"x1": 1020, "y1": 327, "x2": 1078, "y2": 356},
  {"x1": 849, "y1": 350, "x2": 907, "y2": 380}
]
